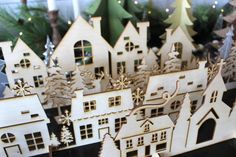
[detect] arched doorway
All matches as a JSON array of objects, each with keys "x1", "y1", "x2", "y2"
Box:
[{"x1": 197, "y1": 118, "x2": 216, "y2": 144}]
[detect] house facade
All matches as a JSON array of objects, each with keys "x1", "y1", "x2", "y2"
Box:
[
  {"x1": 165, "y1": 60, "x2": 233, "y2": 156},
  {"x1": 158, "y1": 27, "x2": 197, "y2": 70},
  {"x1": 0, "y1": 39, "x2": 47, "y2": 104},
  {"x1": 71, "y1": 88, "x2": 134, "y2": 147},
  {"x1": 139, "y1": 61, "x2": 207, "y2": 121},
  {"x1": 111, "y1": 21, "x2": 157, "y2": 78},
  {"x1": 52, "y1": 17, "x2": 113, "y2": 84},
  {"x1": 0, "y1": 95, "x2": 50, "y2": 157},
  {"x1": 115, "y1": 114, "x2": 174, "y2": 157}
]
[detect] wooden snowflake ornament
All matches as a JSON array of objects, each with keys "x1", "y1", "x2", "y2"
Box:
[
  {"x1": 208, "y1": 64, "x2": 219, "y2": 81},
  {"x1": 12, "y1": 80, "x2": 32, "y2": 96},
  {"x1": 132, "y1": 88, "x2": 144, "y2": 106},
  {"x1": 59, "y1": 110, "x2": 72, "y2": 126}
]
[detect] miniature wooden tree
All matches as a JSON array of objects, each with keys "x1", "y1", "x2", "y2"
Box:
[
  {"x1": 172, "y1": 93, "x2": 191, "y2": 153},
  {"x1": 86, "y1": 0, "x2": 132, "y2": 45},
  {"x1": 50, "y1": 132, "x2": 60, "y2": 147},
  {"x1": 219, "y1": 26, "x2": 234, "y2": 59},
  {"x1": 49, "y1": 132, "x2": 60, "y2": 157},
  {"x1": 223, "y1": 43, "x2": 236, "y2": 82},
  {"x1": 163, "y1": 45, "x2": 181, "y2": 73},
  {"x1": 120, "y1": 0, "x2": 143, "y2": 25},
  {"x1": 44, "y1": 66, "x2": 74, "y2": 116},
  {"x1": 43, "y1": 36, "x2": 54, "y2": 67},
  {"x1": 60, "y1": 125, "x2": 74, "y2": 147},
  {"x1": 99, "y1": 134, "x2": 120, "y2": 157},
  {"x1": 162, "y1": 0, "x2": 196, "y2": 41}
]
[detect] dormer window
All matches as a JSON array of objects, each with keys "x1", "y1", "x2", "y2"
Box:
[
  {"x1": 20, "y1": 59, "x2": 31, "y2": 68},
  {"x1": 74, "y1": 40, "x2": 93, "y2": 66}
]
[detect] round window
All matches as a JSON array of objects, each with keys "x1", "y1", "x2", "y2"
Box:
[
  {"x1": 125, "y1": 42, "x2": 135, "y2": 52},
  {"x1": 1, "y1": 133, "x2": 15, "y2": 143},
  {"x1": 20, "y1": 59, "x2": 31, "y2": 68}
]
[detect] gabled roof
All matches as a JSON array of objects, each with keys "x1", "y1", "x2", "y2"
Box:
[
  {"x1": 0, "y1": 95, "x2": 49, "y2": 128},
  {"x1": 115, "y1": 114, "x2": 174, "y2": 140},
  {"x1": 196, "y1": 108, "x2": 219, "y2": 125},
  {"x1": 12, "y1": 38, "x2": 45, "y2": 65},
  {"x1": 203, "y1": 61, "x2": 226, "y2": 95},
  {"x1": 113, "y1": 21, "x2": 140, "y2": 48},
  {"x1": 53, "y1": 16, "x2": 114, "y2": 56},
  {"x1": 158, "y1": 27, "x2": 196, "y2": 56}
]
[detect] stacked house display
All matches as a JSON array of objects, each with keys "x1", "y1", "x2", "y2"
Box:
[{"x1": 0, "y1": 0, "x2": 236, "y2": 157}]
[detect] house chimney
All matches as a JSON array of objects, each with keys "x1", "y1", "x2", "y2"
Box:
[
  {"x1": 137, "y1": 22, "x2": 150, "y2": 48},
  {"x1": 166, "y1": 29, "x2": 173, "y2": 42},
  {"x1": 198, "y1": 61, "x2": 207, "y2": 69},
  {"x1": 90, "y1": 17, "x2": 102, "y2": 35}
]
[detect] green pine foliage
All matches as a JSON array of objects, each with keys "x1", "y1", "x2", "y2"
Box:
[
  {"x1": 193, "y1": 5, "x2": 221, "y2": 43},
  {"x1": 120, "y1": 0, "x2": 143, "y2": 25},
  {"x1": 0, "y1": 5, "x2": 69, "y2": 58},
  {"x1": 86, "y1": 0, "x2": 132, "y2": 46}
]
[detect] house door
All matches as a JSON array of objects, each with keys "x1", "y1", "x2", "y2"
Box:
[
  {"x1": 98, "y1": 127, "x2": 109, "y2": 139},
  {"x1": 197, "y1": 118, "x2": 216, "y2": 144},
  {"x1": 4, "y1": 145, "x2": 22, "y2": 157}
]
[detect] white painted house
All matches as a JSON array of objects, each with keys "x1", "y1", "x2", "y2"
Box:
[
  {"x1": 165, "y1": 60, "x2": 233, "y2": 156},
  {"x1": 115, "y1": 114, "x2": 174, "y2": 157},
  {"x1": 158, "y1": 27, "x2": 197, "y2": 70},
  {"x1": 0, "y1": 39, "x2": 48, "y2": 103},
  {"x1": 111, "y1": 21, "x2": 157, "y2": 78},
  {"x1": 71, "y1": 88, "x2": 134, "y2": 147},
  {"x1": 140, "y1": 61, "x2": 207, "y2": 121},
  {"x1": 0, "y1": 95, "x2": 50, "y2": 157},
  {"x1": 52, "y1": 16, "x2": 113, "y2": 81}
]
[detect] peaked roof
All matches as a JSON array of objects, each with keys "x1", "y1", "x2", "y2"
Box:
[
  {"x1": 113, "y1": 21, "x2": 140, "y2": 48},
  {"x1": 158, "y1": 26, "x2": 196, "y2": 56},
  {"x1": 115, "y1": 114, "x2": 174, "y2": 140},
  {"x1": 12, "y1": 38, "x2": 45, "y2": 65},
  {"x1": 53, "y1": 16, "x2": 114, "y2": 55},
  {"x1": 203, "y1": 61, "x2": 226, "y2": 95}
]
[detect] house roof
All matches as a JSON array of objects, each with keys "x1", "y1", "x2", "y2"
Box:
[
  {"x1": 13, "y1": 38, "x2": 45, "y2": 65},
  {"x1": 203, "y1": 60, "x2": 226, "y2": 95},
  {"x1": 115, "y1": 114, "x2": 174, "y2": 140},
  {"x1": 144, "y1": 61, "x2": 207, "y2": 102},
  {"x1": 53, "y1": 16, "x2": 114, "y2": 56},
  {"x1": 158, "y1": 27, "x2": 196, "y2": 56},
  {"x1": 0, "y1": 94, "x2": 49, "y2": 128}
]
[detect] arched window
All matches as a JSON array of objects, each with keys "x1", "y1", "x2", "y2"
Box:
[
  {"x1": 74, "y1": 40, "x2": 93, "y2": 66},
  {"x1": 210, "y1": 91, "x2": 218, "y2": 103},
  {"x1": 170, "y1": 100, "x2": 181, "y2": 110},
  {"x1": 197, "y1": 119, "x2": 216, "y2": 144},
  {"x1": 174, "y1": 42, "x2": 183, "y2": 58},
  {"x1": 1, "y1": 133, "x2": 15, "y2": 143}
]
